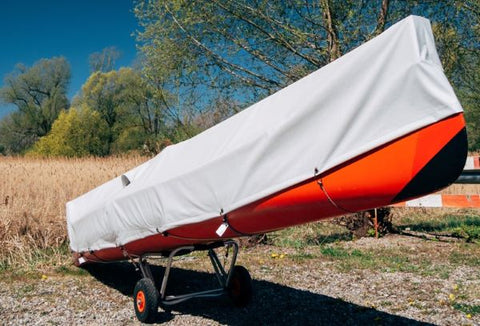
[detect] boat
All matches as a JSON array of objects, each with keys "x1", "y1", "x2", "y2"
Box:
[{"x1": 66, "y1": 16, "x2": 467, "y2": 322}]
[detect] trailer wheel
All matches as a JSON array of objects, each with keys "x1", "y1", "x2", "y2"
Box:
[
  {"x1": 227, "y1": 265, "x2": 252, "y2": 307},
  {"x1": 134, "y1": 278, "x2": 158, "y2": 323}
]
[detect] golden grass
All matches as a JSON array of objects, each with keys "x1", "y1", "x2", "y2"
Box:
[{"x1": 0, "y1": 155, "x2": 148, "y2": 269}]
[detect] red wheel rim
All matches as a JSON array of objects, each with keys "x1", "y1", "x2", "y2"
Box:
[{"x1": 136, "y1": 290, "x2": 146, "y2": 313}]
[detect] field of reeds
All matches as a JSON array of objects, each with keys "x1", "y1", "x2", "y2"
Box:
[
  {"x1": 0, "y1": 155, "x2": 148, "y2": 270},
  {"x1": 1, "y1": 155, "x2": 479, "y2": 271}
]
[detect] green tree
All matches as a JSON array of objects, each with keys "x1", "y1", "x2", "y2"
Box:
[
  {"x1": 456, "y1": 1, "x2": 480, "y2": 151},
  {"x1": 0, "y1": 57, "x2": 70, "y2": 153},
  {"x1": 29, "y1": 105, "x2": 109, "y2": 157},
  {"x1": 134, "y1": 1, "x2": 391, "y2": 105},
  {"x1": 134, "y1": 1, "x2": 480, "y2": 149},
  {"x1": 0, "y1": 111, "x2": 36, "y2": 154},
  {"x1": 115, "y1": 67, "x2": 163, "y2": 138},
  {"x1": 75, "y1": 67, "x2": 175, "y2": 153},
  {"x1": 77, "y1": 70, "x2": 120, "y2": 131},
  {"x1": 430, "y1": 1, "x2": 480, "y2": 150}
]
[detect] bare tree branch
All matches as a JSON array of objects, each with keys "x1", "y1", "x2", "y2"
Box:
[
  {"x1": 320, "y1": 0, "x2": 341, "y2": 62},
  {"x1": 165, "y1": 3, "x2": 282, "y2": 88},
  {"x1": 373, "y1": 0, "x2": 389, "y2": 36},
  {"x1": 213, "y1": 0, "x2": 323, "y2": 67}
]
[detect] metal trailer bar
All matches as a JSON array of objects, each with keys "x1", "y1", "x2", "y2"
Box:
[
  {"x1": 137, "y1": 240, "x2": 239, "y2": 307},
  {"x1": 138, "y1": 258, "x2": 154, "y2": 281},
  {"x1": 159, "y1": 245, "x2": 195, "y2": 302},
  {"x1": 455, "y1": 170, "x2": 480, "y2": 184},
  {"x1": 163, "y1": 289, "x2": 225, "y2": 306},
  {"x1": 209, "y1": 248, "x2": 228, "y2": 287}
]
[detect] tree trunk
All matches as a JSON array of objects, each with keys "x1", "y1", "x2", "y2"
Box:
[
  {"x1": 320, "y1": 0, "x2": 341, "y2": 62},
  {"x1": 374, "y1": 0, "x2": 390, "y2": 36}
]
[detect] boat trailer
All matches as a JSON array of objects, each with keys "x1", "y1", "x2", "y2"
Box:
[{"x1": 130, "y1": 240, "x2": 252, "y2": 322}]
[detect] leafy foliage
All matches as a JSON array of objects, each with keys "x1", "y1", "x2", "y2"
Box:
[
  {"x1": 74, "y1": 67, "x2": 175, "y2": 154},
  {"x1": 28, "y1": 106, "x2": 109, "y2": 157},
  {"x1": 0, "y1": 57, "x2": 70, "y2": 153}
]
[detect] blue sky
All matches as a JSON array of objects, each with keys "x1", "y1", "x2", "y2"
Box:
[{"x1": 0, "y1": 0, "x2": 139, "y2": 118}]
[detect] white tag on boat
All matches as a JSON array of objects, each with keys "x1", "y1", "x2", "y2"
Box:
[
  {"x1": 216, "y1": 223, "x2": 228, "y2": 237},
  {"x1": 78, "y1": 257, "x2": 86, "y2": 265}
]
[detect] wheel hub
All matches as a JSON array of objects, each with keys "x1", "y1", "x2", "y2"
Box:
[{"x1": 136, "y1": 291, "x2": 146, "y2": 312}]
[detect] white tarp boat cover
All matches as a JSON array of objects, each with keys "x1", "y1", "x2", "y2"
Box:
[{"x1": 67, "y1": 16, "x2": 462, "y2": 252}]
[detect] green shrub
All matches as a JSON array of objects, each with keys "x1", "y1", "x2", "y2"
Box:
[{"x1": 28, "y1": 105, "x2": 109, "y2": 157}]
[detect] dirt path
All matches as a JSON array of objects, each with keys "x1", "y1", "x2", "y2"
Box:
[{"x1": 0, "y1": 235, "x2": 478, "y2": 325}]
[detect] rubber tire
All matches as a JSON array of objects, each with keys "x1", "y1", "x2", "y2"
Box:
[
  {"x1": 133, "y1": 278, "x2": 158, "y2": 323},
  {"x1": 227, "y1": 265, "x2": 252, "y2": 307}
]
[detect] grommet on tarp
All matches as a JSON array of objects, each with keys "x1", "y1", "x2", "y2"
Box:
[
  {"x1": 162, "y1": 231, "x2": 169, "y2": 237},
  {"x1": 314, "y1": 167, "x2": 319, "y2": 175}
]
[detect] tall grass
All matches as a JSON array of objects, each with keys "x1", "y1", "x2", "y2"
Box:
[{"x1": 0, "y1": 155, "x2": 147, "y2": 270}]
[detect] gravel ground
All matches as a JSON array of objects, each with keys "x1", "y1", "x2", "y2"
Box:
[{"x1": 0, "y1": 235, "x2": 478, "y2": 326}]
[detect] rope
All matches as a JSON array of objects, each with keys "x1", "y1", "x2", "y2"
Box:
[
  {"x1": 222, "y1": 214, "x2": 253, "y2": 237},
  {"x1": 317, "y1": 179, "x2": 355, "y2": 213},
  {"x1": 160, "y1": 214, "x2": 253, "y2": 240}
]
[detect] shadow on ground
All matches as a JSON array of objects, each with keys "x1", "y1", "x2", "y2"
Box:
[{"x1": 84, "y1": 262, "x2": 433, "y2": 325}]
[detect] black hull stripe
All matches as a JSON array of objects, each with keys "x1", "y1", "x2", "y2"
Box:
[{"x1": 393, "y1": 128, "x2": 468, "y2": 203}]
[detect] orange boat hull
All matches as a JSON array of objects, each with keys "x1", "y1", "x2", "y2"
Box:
[{"x1": 77, "y1": 113, "x2": 467, "y2": 264}]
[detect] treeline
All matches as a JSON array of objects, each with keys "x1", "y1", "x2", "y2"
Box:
[
  {"x1": 0, "y1": 55, "x2": 225, "y2": 156},
  {"x1": 1, "y1": 1, "x2": 480, "y2": 157}
]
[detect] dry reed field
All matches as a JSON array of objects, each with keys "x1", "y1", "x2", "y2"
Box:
[{"x1": 0, "y1": 155, "x2": 148, "y2": 269}]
